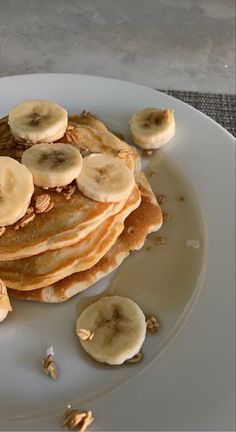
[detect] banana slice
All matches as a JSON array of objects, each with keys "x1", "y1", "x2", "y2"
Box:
[
  {"x1": 21, "y1": 143, "x2": 83, "y2": 188},
  {"x1": 0, "y1": 157, "x2": 34, "y2": 227},
  {"x1": 76, "y1": 154, "x2": 135, "y2": 202},
  {"x1": 129, "y1": 108, "x2": 175, "y2": 149},
  {"x1": 76, "y1": 296, "x2": 146, "y2": 365},
  {"x1": 8, "y1": 100, "x2": 68, "y2": 144},
  {"x1": 0, "y1": 279, "x2": 12, "y2": 322}
]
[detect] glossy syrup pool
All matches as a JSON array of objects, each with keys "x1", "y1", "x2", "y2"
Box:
[
  {"x1": 1, "y1": 150, "x2": 207, "y2": 420},
  {"x1": 77, "y1": 150, "x2": 207, "y2": 326}
]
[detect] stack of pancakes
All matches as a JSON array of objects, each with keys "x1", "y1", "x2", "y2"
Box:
[{"x1": 0, "y1": 113, "x2": 162, "y2": 303}]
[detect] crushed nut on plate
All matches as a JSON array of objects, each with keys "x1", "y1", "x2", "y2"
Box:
[
  {"x1": 146, "y1": 315, "x2": 160, "y2": 334},
  {"x1": 148, "y1": 170, "x2": 156, "y2": 177},
  {"x1": 62, "y1": 405, "x2": 94, "y2": 432},
  {"x1": 42, "y1": 347, "x2": 59, "y2": 380},
  {"x1": 177, "y1": 195, "x2": 185, "y2": 202},
  {"x1": 125, "y1": 351, "x2": 143, "y2": 364},
  {"x1": 155, "y1": 236, "x2": 166, "y2": 245},
  {"x1": 143, "y1": 149, "x2": 154, "y2": 157},
  {"x1": 77, "y1": 328, "x2": 94, "y2": 341},
  {"x1": 186, "y1": 239, "x2": 201, "y2": 249},
  {"x1": 156, "y1": 194, "x2": 166, "y2": 205},
  {"x1": 163, "y1": 212, "x2": 171, "y2": 222}
]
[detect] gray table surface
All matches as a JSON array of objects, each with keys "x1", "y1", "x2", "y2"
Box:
[{"x1": 0, "y1": 0, "x2": 235, "y2": 93}]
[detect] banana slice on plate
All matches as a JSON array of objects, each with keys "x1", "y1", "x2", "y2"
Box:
[
  {"x1": 76, "y1": 154, "x2": 135, "y2": 202},
  {"x1": 0, "y1": 279, "x2": 12, "y2": 322},
  {"x1": 0, "y1": 156, "x2": 34, "y2": 227},
  {"x1": 129, "y1": 108, "x2": 175, "y2": 149},
  {"x1": 21, "y1": 143, "x2": 83, "y2": 188},
  {"x1": 8, "y1": 100, "x2": 68, "y2": 144},
  {"x1": 76, "y1": 296, "x2": 146, "y2": 365}
]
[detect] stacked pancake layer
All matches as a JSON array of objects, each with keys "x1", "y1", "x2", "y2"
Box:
[{"x1": 0, "y1": 111, "x2": 162, "y2": 303}]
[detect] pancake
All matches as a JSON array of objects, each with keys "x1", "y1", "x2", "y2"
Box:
[
  {"x1": 8, "y1": 172, "x2": 162, "y2": 302},
  {"x1": 0, "y1": 115, "x2": 140, "y2": 260},
  {"x1": 64, "y1": 114, "x2": 141, "y2": 172},
  {"x1": 1, "y1": 187, "x2": 141, "y2": 290}
]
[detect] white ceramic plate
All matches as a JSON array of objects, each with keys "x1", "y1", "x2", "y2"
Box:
[{"x1": 0, "y1": 74, "x2": 234, "y2": 431}]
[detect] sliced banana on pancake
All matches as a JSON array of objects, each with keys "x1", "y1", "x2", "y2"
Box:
[
  {"x1": 0, "y1": 156, "x2": 34, "y2": 227},
  {"x1": 21, "y1": 143, "x2": 83, "y2": 188},
  {"x1": 76, "y1": 154, "x2": 135, "y2": 202},
  {"x1": 129, "y1": 108, "x2": 175, "y2": 149},
  {"x1": 8, "y1": 100, "x2": 68, "y2": 144},
  {"x1": 76, "y1": 296, "x2": 146, "y2": 365},
  {"x1": 0, "y1": 279, "x2": 12, "y2": 322}
]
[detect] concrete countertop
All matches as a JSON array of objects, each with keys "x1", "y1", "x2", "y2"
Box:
[{"x1": 0, "y1": 0, "x2": 235, "y2": 93}]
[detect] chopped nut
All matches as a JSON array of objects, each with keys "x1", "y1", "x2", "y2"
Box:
[
  {"x1": 26, "y1": 206, "x2": 34, "y2": 215},
  {"x1": 43, "y1": 186, "x2": 49, "y2": 190},
  {"x1": 42, "y1": 354, "x2": 59, "y2": 380},
  {"x1": 117, "y1": 149, "x2": 132, "y2": 159},
  {"x1": 156, "y1": 194, "x2": 166, "y2": 205},
  {"x1": 126, "y1": 352, "x2": 143, "y2": 364},
  {"x1": 62, "y1": 405, "x2": 93, "y2": 432},
  {"x1": 63, "y1": 184, "x2": 76, "y2": 200},
  {"x1": 14, "y1": 212, "x2": 35, "y2": 230},
  {"x1": 155, "y1": 236, "x2": 166, "y2": 245},
  {"x1": 0, "y1": 226, "x2": 6, "y2": 237},
  {"x1": 177, "y1": 196, "x2": 185, "y2": 202},
  {"x1": 43, "y1": 201, "x2": 54, "y2": 213},
  {"x1": 56, "y1": 186, "x2": 63, "y2": 193},
  {"x1": 77, "y1": 328, "x2": 94, "y2": 341},
  {"x1": 186, "y1": 239, "x2": 200, "y2": 249},
  {"x1": 80, "y1": 411, "x2": 93, "y2": 432},
  {"x1": 143, "y1": 149, "x2": 154, "y2": 157},
  {"x1": 146, "y1": 315, "x2": 160, "y2": 334},
  {"x1": 35, "y1": 194, "x2": 51, "y2": 214},
  {"x1": 66, "y1": 134, "x2": 74, "y2": 143},
  {"x1": 67, "y1": 124, "x2": 75, "y2": 131},
  {"x1": 163, "y1": 212, "x2": 171, "y2": 222},
  {"x1": 68, "y1": 184, "x2": 76, "y2": 194}
]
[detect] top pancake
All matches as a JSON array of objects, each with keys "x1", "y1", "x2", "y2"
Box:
[
  {"x1": 0, "y1": 114, "x2": 140, "y2": 260},
  {"x1": 0, "y1": 186, "x2": 141, "y2": 290}
]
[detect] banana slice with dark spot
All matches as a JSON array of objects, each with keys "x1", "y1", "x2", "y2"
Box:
[
  {"x1": 129, "y1": 108, "x2": 175, "y2": 149},
  {"x1": 21, "y1": 143, "x2": 83, "y2": 188},
  {"x1": 76, "y1": 154, "x2": 135, "y2": 202},
  {"x1": 76, "y1": 296, "x2": 146, "y2": 365},
  {"x1": 8, "y1": 100, "x2": 68, "y2": 144}
]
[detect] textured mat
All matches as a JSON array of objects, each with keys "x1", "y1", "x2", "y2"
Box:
[{"x1": 160, "y1": 90, "x2": 235, "y2": 137}]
